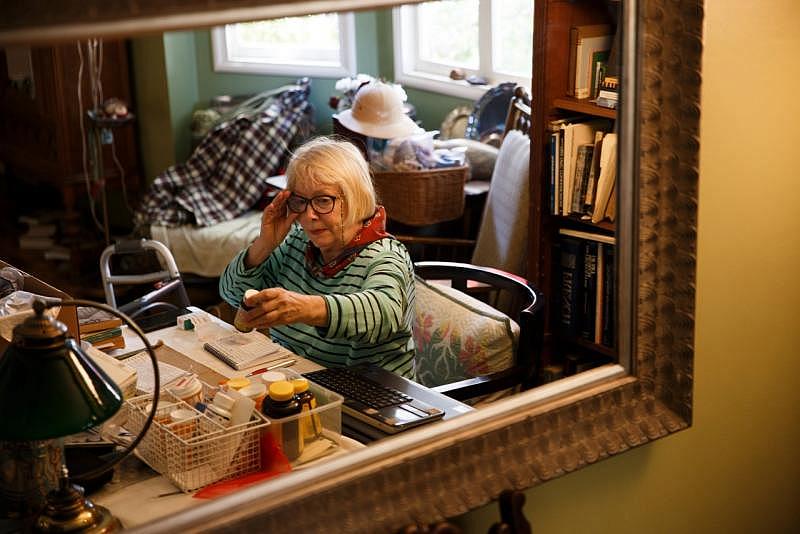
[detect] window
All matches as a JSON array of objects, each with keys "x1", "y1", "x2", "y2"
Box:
[
  {"x1": 393, "y1": 0, "x2": 533, "y2": 98},
  {"x1": 212, "y1": 13, "x2": 356, "y2": 77}
]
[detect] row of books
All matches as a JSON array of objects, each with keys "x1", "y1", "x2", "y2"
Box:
[
  {"x1": 567, "y1": 24, "x2": 614, "y2": 101},
  {"x1": 78, "y1": 306, "x2": 125, "y2": 351},
  {"x1": 557, "y1": 229, "x2": 615, "y2": 348},
  {"x1": 548, "y1": 117, "x2": 617, "y2": 223}
]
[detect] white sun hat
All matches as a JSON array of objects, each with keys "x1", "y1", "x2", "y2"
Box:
[{"x1": 335, "y1": 81, "x2": 423, "y2": 139}]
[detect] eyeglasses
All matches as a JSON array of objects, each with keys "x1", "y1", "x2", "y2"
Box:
[{"x1": 287, "y1": 193, "x2": 338, "y2": 215}]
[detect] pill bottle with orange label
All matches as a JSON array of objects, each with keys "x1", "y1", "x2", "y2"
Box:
[
  {"x1": 168, "y1": 408, "x2": 198, "y2": 440},
  {"x1": 225, "y1": 376, "x2": 251, "y2": 391},
  {"x1": 234, "y1": 289, "x2": 260, "y2": 332},
  {"x1": 168, "y1": 374, "x2": 203, "y2": 408},
  {"x1": 239, "y1": 382, "x2": 267, "y2": 412}
]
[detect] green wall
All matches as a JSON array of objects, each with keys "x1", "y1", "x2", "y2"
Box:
[
  {"x1": 129, "y1": 36, "x2": 174, "y2": 183},
  {"x1": 163, "y1": 31, "x2": 199, "y2": 163},
  {"x1": 455, "y1": 1, "x2": 800, "y2": 531},
  {"x1": 131, "y1": 8, "x2": 473, "y2": 177}
]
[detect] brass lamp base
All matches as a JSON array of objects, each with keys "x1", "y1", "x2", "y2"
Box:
[{"x1": 35, "y1": 475, "x2": 121, "y2": 534}]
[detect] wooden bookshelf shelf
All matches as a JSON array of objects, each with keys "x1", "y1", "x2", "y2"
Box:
[
  {"x1": 553, "y1": 97, "x2": 617, "y2": 119},
  {"x1": 554, "y1": 214, "x2": 615, "y2": 235},
  {"x1": 529, "y1": 0, "x2": 621, "y2": 383}
]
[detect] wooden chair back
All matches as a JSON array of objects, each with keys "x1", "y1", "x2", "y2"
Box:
[{"x1": 502, "y1": 86, "x2": 532, "y2": 139}]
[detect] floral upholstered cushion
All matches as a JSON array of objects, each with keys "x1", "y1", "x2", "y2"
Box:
[{"x1": 413, "y1": 276, "x2": 519, "y2": 389}]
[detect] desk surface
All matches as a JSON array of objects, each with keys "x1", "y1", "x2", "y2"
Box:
[
  {"x1": 96, "y1": 307, "x2": 471, "y2": 529},
  {"x1": 95, "y1": 308, "x2": 358, "y2": 528},
  {"x1": 112, "y1": 307, "x2": 324, "y2": 379}
]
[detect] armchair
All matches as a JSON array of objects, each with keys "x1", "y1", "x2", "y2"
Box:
[{"x1": 413, "y1": 261, "x2": 544, "y2": 403}]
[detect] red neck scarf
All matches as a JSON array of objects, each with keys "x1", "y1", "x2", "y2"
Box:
[{"x1": 305, "y1": 205, "x2": 392, "y2": 278}]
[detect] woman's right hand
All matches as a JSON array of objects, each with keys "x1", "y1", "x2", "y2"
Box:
[{"x1": 245, "y1": 190, "x2": 299, "y2": 267}]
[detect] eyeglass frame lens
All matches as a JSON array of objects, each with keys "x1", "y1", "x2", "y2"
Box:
[{"x1": 287, "y1": 193, "x2": 337, "y2": 214}]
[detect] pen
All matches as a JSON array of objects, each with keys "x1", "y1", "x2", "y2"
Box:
[{"x1": 246, "y1": 359, "x2": 296, "y2": 376}]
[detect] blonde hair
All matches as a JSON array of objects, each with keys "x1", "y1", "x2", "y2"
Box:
[{"x1": 285, "y1": 137, "x2": 376, "y2": 227}]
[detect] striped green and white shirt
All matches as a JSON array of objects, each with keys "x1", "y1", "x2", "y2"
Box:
[{"x1": 219, "y1": 225, "x2": 416, "y2": 378}]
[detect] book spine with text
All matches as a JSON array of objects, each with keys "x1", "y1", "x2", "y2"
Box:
[
  {"x1": 601, "y1": 244, "x2": 615, "y2": 347},
  {"x1": 579, "y1": 240, "x2": 599, "y2": 341},
  {"x1": 571, "y1": 143, "x2": 594, "y2": 214},
  {"x1": 558, "y1": 236, "x2": 584, "y2": 338}
]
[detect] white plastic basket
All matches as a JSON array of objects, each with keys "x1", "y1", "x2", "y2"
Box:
[
  {"x1": 122, "y1": 383, "x2": 269, "y2": 492},
  {"x1": 262, "y1": 369, "x2": 344, "y2": 467}
]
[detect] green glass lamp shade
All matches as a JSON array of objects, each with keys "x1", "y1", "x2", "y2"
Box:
[{"x1": 0, "y1": 307, "x2": 123, "y2": 441}]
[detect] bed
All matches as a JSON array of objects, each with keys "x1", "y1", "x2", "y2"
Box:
[
  {"x1": 149, "y1": 210, "x2": 262, "y2": 278},
  {"x1": 136, "y1": 78, "x2": 309, "y2": 281},
  {"x1": 148, "y1": 175, "x2": 287, "y2": 278}
]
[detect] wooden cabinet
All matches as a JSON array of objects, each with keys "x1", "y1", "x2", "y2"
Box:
[
  {"x1": 529, "y1": 0, "x2": 619, "y2": 379},
  {"x1": 0, "y1": 40, "x2": 141, "y2": 243}
]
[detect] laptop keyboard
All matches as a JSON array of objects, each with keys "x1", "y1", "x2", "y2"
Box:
[{"x1": 303, "y1": 367, "x2": 412, "y2": 409}]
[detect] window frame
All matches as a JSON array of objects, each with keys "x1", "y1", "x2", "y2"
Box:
[
  {"x1": 211, "y1": 13, "x2": 356, "y2": 78},
  {"x1": 392, "y1": 1, "x2": 531, "y2": 100}
]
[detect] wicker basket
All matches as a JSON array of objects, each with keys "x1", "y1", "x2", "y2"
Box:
[{"x1": 372, "y1": 165, "x2": 468, "y2": 226}]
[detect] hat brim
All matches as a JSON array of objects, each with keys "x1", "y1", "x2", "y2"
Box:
[{"x1": 336, "y1": 109, "x2": 424, "y2": 139}]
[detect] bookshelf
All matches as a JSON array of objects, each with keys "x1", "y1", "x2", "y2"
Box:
[
  {"x1": 553, "y1": 97, "x2": 617, "y2": 119},
  {"x1": 529, "y1": 0, "x2": 620, "y2": 381},
  {"x1": 0, "y1": 41, "x2": 142, "y2": 273}
]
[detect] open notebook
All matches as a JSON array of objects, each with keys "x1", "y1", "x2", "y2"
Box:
[{"x1": 203, "y1": 331, "x2": 290, "y2": 371}]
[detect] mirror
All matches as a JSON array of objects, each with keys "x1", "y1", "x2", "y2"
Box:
[{"x1": 0, "y1": 0, "x2": 699, "y2": 531}]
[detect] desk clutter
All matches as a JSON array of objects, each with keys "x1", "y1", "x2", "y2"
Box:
[{"x1": 120, "y1": 368, "x2": 344, "y2": 493}]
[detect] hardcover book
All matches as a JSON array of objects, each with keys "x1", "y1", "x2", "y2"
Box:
[
  {"x1": 584, "y1": 130, "x2": 605, "y2": 209},
  {"x1": 571, "y1": 143, "x2": 595, "y2": 214},
  {"x1": 580, "y1": 239, "x2": 599, "y2": 341},
  {"x1": 592, "y1": 133, "x2": 618, "y2": 223},
  {"x1": 558, "y1": 230, "x2": 616, "y2": 346},
  {"x1": 568, "y1": 24, "x2": 613, "y2": 98},
  {"x1": 78, "y1": 306, "x2": 123, "y2": 334},
  {"x1": 563, "y1": 121, "x2": 606, "y2": 215},
  {"x1": 601, "y1": 244, "x2": 615, "y2": 347},
  {"x1": 558, "y1": 236, "x2": 584, "y2": 338}
]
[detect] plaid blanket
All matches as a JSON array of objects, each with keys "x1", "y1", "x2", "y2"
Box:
[{"x1": 134, "y1": 80, "x2": 313, "y2": 228}]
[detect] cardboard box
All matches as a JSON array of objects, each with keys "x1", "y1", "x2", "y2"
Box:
[{"x1": 0, "y1": 260, "x2": 78, "y2": 353}]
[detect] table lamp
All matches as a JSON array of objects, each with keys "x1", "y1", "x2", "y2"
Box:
[{"x1": 0, "y1": 298, "x2": 160, "y2": 532}]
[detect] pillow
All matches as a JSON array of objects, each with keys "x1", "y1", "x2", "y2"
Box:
[
  {"x1": 433, "y1": 138, "x2": 499, "y2": 181},
  {"x1": 413, "y1": 275, "x2": 519, "y2": 390}
]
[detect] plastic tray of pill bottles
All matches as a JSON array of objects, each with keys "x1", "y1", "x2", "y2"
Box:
[
  {"x1": 122, "y1": 381, "x2": 269, "y2": 492},
  {"x1": 260, "y1": 368, "x2": 344, "y2": 467}
]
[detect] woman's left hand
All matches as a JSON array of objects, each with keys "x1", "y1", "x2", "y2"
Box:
[{"x1": 242, "y1": 287, "x2": 328, "y2": 328}]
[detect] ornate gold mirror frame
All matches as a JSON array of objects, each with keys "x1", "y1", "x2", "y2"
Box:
[{"x1": 0, "y1": 0, "x2": 701, "y2": 531}]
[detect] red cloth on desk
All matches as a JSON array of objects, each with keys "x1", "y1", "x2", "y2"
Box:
[{"x1": 193, "y1": 432, "x2": 291, "y2": 499}]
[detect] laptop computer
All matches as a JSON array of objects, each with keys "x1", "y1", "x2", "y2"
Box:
[{"x1": 303, "y1": 364, "x2": 473, "y2": 441}]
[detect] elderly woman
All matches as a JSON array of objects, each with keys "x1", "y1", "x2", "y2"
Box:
[{"x1": 219, "y1": 137, "x2": 416, "y2": 377}]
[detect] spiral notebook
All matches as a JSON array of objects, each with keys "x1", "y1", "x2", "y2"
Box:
[{"x1": 202, "y1": 331, "x2": 288, "y2": 371}]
